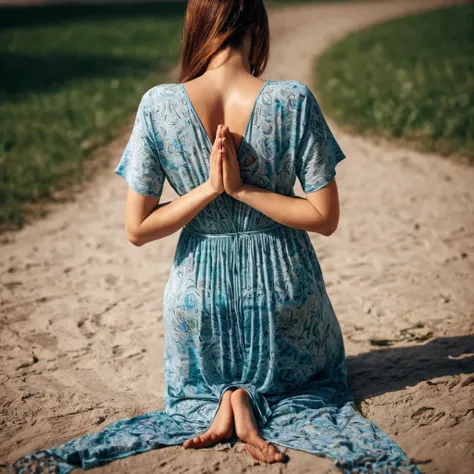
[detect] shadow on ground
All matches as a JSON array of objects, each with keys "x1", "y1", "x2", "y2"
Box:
[
  {"x1": 0, "y1": 2, "x2": 186, "y2": 30},
  {"x1": 347, "y1": 335, "x2": 474, "y2": 400}
]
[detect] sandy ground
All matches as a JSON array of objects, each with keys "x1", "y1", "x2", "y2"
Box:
[{"x1": 1, "y1": 0, "x2": 473, "y2": 473}]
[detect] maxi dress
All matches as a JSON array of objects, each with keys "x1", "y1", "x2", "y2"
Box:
[{"x1": 4, "y1": 80, "x2": 422, "y2": 474}]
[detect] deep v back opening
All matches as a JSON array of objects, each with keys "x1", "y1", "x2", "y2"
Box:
[{"x1": 181, "y1": 80, "x2": 269, "y2": 157}]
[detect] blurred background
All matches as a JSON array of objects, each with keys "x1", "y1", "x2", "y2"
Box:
[{"x1": 0, "y1": 0, "x2": 472, "y2": 231}]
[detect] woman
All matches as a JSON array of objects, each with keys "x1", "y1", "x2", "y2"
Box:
[{"x1": 4, "y1": 1, "x2": 422, "y2": 473}]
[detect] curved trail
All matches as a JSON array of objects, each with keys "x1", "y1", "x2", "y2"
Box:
[{"x1": 1, "y1": 1, "x2": 472, "y2": 473}]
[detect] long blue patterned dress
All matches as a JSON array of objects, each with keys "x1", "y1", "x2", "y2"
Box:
[{"x1": 3, "y1": 80, "x2": 422, "y2": 474}]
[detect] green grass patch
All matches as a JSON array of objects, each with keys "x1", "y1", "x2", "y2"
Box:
[
  {"x1": 315, "y1": 4, "x2": 474, "y2": 159},
  {"x1": 0, "y1": 0, "x2": 355, "y2": 231},
  {"x1": 0, "y1": 3, "x2": 186, "y2": 230}
]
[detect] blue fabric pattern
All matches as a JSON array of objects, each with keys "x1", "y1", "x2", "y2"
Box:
[{"x1": 2, "y1": 80, "x2": 422, "y2": 474}]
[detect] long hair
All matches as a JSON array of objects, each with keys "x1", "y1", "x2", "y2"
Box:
[{"x1": 179, "y1": 0, "x2": 270, "y2": 83}]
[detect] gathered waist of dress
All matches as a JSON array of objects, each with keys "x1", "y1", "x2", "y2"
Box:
[{"x1": 182, "y1": 222, "x2": 283, "y2": 238}]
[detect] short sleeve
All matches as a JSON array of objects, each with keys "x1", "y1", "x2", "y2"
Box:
[
  {"x1": 115, "y1": 90, "x2": 166, "y2": 199},
  {"x1": 295, "y1": 85, "x2": 346, "y2": 194}
]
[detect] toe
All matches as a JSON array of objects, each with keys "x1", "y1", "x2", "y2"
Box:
[
  {"x1": 185, "y1": 431, "x2": 225, "y2": 449},
  {"x1": 274, "y1": 450, "x2": 284, "y2": 462},
  {"x1": 264, "y1": 447, "x2": 279, "y2": 463},
  {"x1": 270, "y1": 447, "x2": 284, "y2": 462},
  {"x1": 205, "y1": 432, "x2": 219, "y2": 444},
  {"x1": 244, "y1": 440, "x2": 282, "y2": 464},
  {"x1": 184, "y1": 434, "x2": 202, "y2": 449},
  {"x1": 244, "y1": 443, "x2": 266, "y2": 463},
  {"x1": 182, "y1": 438, "x2": 194, "y2": 449},
  {"x1": 195, "y1": 433, "x2": 211, "y2": 448}
]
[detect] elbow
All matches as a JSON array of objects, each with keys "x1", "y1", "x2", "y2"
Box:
[
  {"x1": 125, "y1": 226, "x2": 144, "y2": 247},
  {"x1": 313, "y1": 218, "x2": 339, "y2": 237},
  {"x1": 321, "y1": 223, "x2": 338, "y2": 237},
  {"x1": 127, "y1": 232, "x2": 144, "y2": 247},
  {"x1": 323, "y1": 218, "x2": 340, "y2": 236}
]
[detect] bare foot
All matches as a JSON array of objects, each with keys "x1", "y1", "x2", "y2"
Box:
[
  {"x1": 183, "y1": 388, "x2": 235, "y2": 449},
  {"x1": 230, "y1": 388, "x2": 286, "y2": 463}
]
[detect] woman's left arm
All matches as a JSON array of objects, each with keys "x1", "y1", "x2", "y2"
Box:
[
  {"x1": 221, "y1": 126, "x2": 340, "y2": 237},
  {"x1": 231, "y1": 181, "x2": 340, "y2": 236}
]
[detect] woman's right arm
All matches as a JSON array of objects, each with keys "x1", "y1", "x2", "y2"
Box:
[
  {"x1": 124, "y1": 182, "x2": 218, "y2": 246},
  {"x1": 124, "y1": 127, "x2": 224, "y2": 247}
]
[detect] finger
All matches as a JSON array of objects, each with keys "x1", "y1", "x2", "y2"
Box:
[
  {"x1": 222, "y1": 130, "x2": 234, "y2": 154},
  {"x1": 212, "y1": 132, "x2": 222, "y2": 162},
  {"x1": 222, "y1": 137, "x2": 231, "y2": 158},
  {"x1": 211, "y1": 141, "x2": 216, "y2": 164},
  {"x1": 222, "y1": 137, "x2": 227, "y2": 155},
  {"x1": 210, "y1": 127, "x2": 222, "y2": 170},
  {"x1": 212, "y1": 125, "x2": 222, "y2": 152}
]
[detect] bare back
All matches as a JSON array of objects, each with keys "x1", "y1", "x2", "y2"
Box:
[{"x1": 182, "y1": 75, "x2": 268, "y2": 152}]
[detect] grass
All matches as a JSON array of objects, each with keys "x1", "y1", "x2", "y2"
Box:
[
  {"x1": 315, "y1": 4, "x2": 474, "y2": 160},
  {"x1": 0, "y1": 0, "x2": 355, "y2": 231},
  {"x1": 0, "y1": 2, "x2": 186, "y2": 231}
]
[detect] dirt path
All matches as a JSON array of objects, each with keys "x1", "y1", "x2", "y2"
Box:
[{"x1": 1, "y1": 1, "x2": 472, "y2": 473}]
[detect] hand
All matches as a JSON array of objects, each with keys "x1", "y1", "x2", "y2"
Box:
[
  {"x1": 206, "y1": 124, "x2": 225, "y2": 196},
  {"x1": 220, "y1": 125, "x2": 244, "y2": 197}
]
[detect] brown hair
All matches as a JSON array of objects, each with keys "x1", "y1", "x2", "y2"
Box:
[{"x1": 179, "y1": 0, "x2": 270, "y2": 83}]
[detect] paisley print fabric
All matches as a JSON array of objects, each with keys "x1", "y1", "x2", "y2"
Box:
[{"x1": 3, "y1": 81, "x2": 422, "y2": 474}]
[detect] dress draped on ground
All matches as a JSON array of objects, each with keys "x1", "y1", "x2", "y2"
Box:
[{"x1": 3, "y1": 81, "x2": 422, "y2": 474}]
